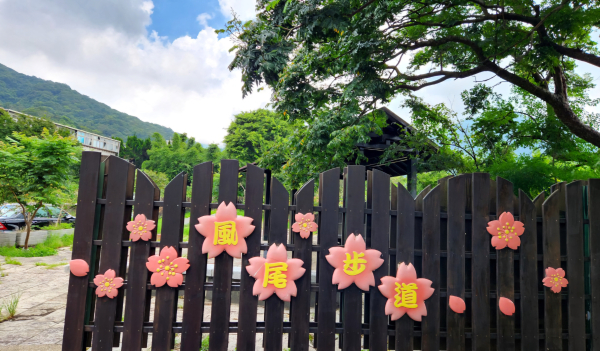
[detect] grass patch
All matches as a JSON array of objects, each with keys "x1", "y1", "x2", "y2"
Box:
[
  {"x1": 4, "y1": 257, "x2": 21, "y2": 265},
  {"x1": 38, "y1": 223, "x2": 73, "y2": 230},
  {"x1": 0, "y1": 233, "x2": 74, "y2": 258},
  {"x1": 0, "y1": 292, "x2": 22, "y2": 321},
  {"x1": 35, "y1": 262, "x2": 67, "y2": 269}
]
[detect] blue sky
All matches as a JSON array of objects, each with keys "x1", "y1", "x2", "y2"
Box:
[{"x1": 147, "y1": 0, "x2": 229, "y2": 40}]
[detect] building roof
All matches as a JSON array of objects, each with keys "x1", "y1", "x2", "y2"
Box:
[{"x1": 239, "y1": 107, "x2": 438, "y2": 177}]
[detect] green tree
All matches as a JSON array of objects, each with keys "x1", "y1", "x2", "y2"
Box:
[
  {"x1": 0, "y1": 108, "x2": 67, "y2": 140},
  {"x1": 224, "y1": 109, "x2": 294, "y2": 164},
  {"x1": 223, "y1": 0, "x2": 600, "y2": 156},
  {"x1": 142, "y1": 132, "x2": 205, "y2": 181},
  {"x1": 0, "y1": 130, "x2": 81, "y2": 248},
  {"x1": 205, "y1": 143, "x2": 224, "y2": 172},
  {"x1": 116, "y1": 135, "x2": 152, "y2": 167}
]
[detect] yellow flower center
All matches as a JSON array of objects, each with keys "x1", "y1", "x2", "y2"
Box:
[
  {"x1": 104, "y1": 282, "x2": 110, "y2": 287},
  {"x1": 138, "y1": 226, "x2": 144, "y2": 231},
  {"x1": 554, "y1": 277, "x2": 559, "y2": 281},
  {"x1": 303, "y1": 223, "x2": 308, "y2": 227}
]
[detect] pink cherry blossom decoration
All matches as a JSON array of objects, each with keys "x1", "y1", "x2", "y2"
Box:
[
  {"x1": 543, "y1": 267, "x2": 568, "y2": 293},
  {"x1": 246, "y1": 243, "x2": 306, "y2": 301},
  {"x1": 146, "y1": 246, "x2": 190, "y2": 288},
  {"x1": 487, "y1": 212, "x2": 525, "y2": 250},
  {"x1": 378, "y1": 262, "x2": 434, "y2": 321},
  {"x1": 93, "y1": 269, "x2": 124, "y2": 299},
  {"x1": 292, "y1": 213, "x2": 318, "y2": 239},
  {"x1": 449, "y1": 295, "x2": 466, "y2": 314},
  {"x1": 126, "y1": 214, "x2": 156, "y2": 242},
  {"x1": 195, "y1": 202, "x2": 255, "y2": 258},
  {"x1": 499, "y1": 297, "x2": 515, "y2": 316},
  {"x1": 69, "y1": 259, "x2": 89, "y2": 277},
  {"x1": 326, "y1": 233, "x2": 384, "y2": 291}
]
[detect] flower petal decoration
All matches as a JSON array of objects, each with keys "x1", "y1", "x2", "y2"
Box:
[
  {"x1": 146, "y1": 246, "x2": 190, "y2": 288},
  {"x1": 246, "y1": 243, "x2": 306, "y2": 301},
  {"x1": 543, "y1": 267, "x2": 569, "y2": 293},
  {"x1": 449, "y1": 295, "x2": 466, "y2": 314},
  {"x1": 195, "y1": 202, "x2": 255, "y2": 258},
  {"x1": 499, "y1": 297, "x2": 516, "y2": 316},
  {"x1": 93, "y1": 269, "x2": 124, "y2": 299},
  {"x1": 126, "y1": 214, "x2": 156, "y2": 242},
  {"x1": 291, "y1": 213, "x2": 318, "y2": 239},
  {"x1": 487, "y1": 212, "x2": 525, "y2": 250},
  {"x1": 378, "y1": 262, "x2": 435, "y2": 321},
  {"x1": 326, "y1": 234, "x2": 383, "y2": 291},
  {"x1": 69, "y1": 259, "x2": 89, "y2": 277}
]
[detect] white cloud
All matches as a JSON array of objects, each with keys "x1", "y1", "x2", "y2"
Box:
[
  {"x1": 0, "y1": 0, "x2": 271, "y2": 145},
  {"x1": 218, "y1": 0, "x2": 257, "y2": 20},
  {"x1": 197, "y1": 13, "x2": 213, "y2": 28}
]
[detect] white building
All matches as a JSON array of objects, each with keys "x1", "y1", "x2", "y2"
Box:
[{"x1": 2, "y1": 108, "x2": 121, "y2": 156}]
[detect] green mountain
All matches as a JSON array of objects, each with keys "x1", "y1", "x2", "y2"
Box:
[{"x1": 0, "y1": 63, "x2": 174, "y2": 140}]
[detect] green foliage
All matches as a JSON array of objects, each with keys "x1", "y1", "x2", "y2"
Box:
[
  {"x1": 0, "y1": 63, "x2": 173, "y2": 139},
  {"x1": 116, "y1": 135, "x2": 152, "y2": 167},
  {"x1": 4, "y1": 257, "x2": 21, "y2": 265},
  {"x1": 38, "y1": 223, "x2": 73, "y2": 230},
  {"x1": 0, "y1": 292, "x2": 22, "y2": 320},
  {"x1": 0, "y1": 130, "x2": 81, "y2": 248},
  {"x1": 201, "y1": 336, "x2": 209, "y2": 351},
  {"x1": 140, "y1": 169, "x2": 170, "y2": 193},
  {"x1": 223, "y1": 0, "x2": 600, "y2": 184},
  {"x1": 0, "y1": 108, "x2": 69, "y2": 140},
  {"x1": 224, "y1": 109, "x2": 294, "y2": 164},
  {"x1": 205, "y1": 143, "x2": 224, "y2": 172},
  {"x1": 142, "y1": 132, "x2": 205, "y2": 182},
  {"x1": 0, "y1": 234, "x2": 73, "y2": 257}
]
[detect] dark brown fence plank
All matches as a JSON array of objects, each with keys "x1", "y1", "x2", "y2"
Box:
[
  {"x1": 152, "y1": 172, "x2": 188, "y2": 351},
  {"x1": 368, "y1": 170, "x2": 390, "y2": 350},
  {"x1": 122, "y1": 170, "x2": 160, "y2": 350},
  {"x1": 496, "y1": 177, "x2": 515, "y2": 350},
  {"x1": 290, "y1": 179, "x2": 314, "y2": 351},
  {"x1": 236, "y1": 164, "x2": 265, "y2": 351},
  {"x1": 180, "y1": 162, "x2": 213, "y2": 351},
  {"x1": 342, "y1": 165, "x2": 366, "y2": 351},
  {"x1": 566, "y1": 180, "x2": 586, "y2": 350},
  {"x1": 471, "y1": 173, "x2": 491, "y2": 351},
  {"x1": 316, "y1": 168, "x2": 340, "y2": 350},
  {"x1": 62, "y1": 151, "x2": 102, "y2": 351},
  {"x1": 395, "y1": 183, "x2": 415, "y2": 351},
  {"x1": 421, "y1": 185, "x2": 440, "y2": 351},
  {"x1": 588, "y1": 179, "x2": 600, "y2": 350},
  {"x1": 447, "y1": 175, "x2": 467, "y2": 350},
  {"x1": 264, "y1": 177, "x2": 289, "y2": 351},
  {"x1": 388, "y1": 184, "x2": 398, "y2": 349},
  {"x1": 91, "y1": 156, "x2": 135, "y2": 351},
  {"x1": 518, "y1": 190, "x2": 540, "y2": 351},
  {"x1": 543, "y1": 186, "x2": 563, "y2": 350},
  {"x1": 209, "y1": 159, "x2": 239, "y2": 351}
]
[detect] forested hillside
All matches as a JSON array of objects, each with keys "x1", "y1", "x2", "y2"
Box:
[{"x1": 0, "y1": 63, "x2": 173, "y2": 139}]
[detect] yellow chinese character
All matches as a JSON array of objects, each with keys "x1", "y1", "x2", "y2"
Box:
[
  {"x1": 263, "y1": 262, "x2": 288, "y2": 288},
  {"x1": 394, "y1": 282, "x2": 419, "y2": 308},
  {"x1": 343, "y1": 251, "x2": 367, "y2": 276},
  {"x1": 214, "y1": 221, "x2": 238, "y2": 246}
]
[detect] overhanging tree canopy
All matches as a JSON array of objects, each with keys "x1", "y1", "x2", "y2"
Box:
[{"x1": 224, "y1": 0, "x2": 600, "y2": 147}]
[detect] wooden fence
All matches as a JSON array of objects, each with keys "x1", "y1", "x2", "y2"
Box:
[{"x1": 62, "y1": 152, "x2": 600, "y2": 350}]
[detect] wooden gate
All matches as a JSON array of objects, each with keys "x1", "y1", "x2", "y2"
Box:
[{"x1": 62, "y1": 152, "x2": 600, "y2": 350}]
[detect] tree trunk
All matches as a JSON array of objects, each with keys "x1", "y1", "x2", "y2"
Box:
[
  {"x1": 549, "y1": 96, "x2": 600, "y2": 147},
  {"x1": 24, "y1": 221, "x2": 31, "y2": 250}
]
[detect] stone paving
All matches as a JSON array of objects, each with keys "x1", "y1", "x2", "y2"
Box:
[
  {"x1": 0, "y1": 247, "x2": 321, "y2": 350},
  {"x1": 0, "y1": 247, "x2": 70, "y2": 350}
]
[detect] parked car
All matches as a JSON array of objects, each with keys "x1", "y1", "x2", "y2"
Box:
[{"x1": 0, "y1": 204, "x2": 76, "y2": 231}]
